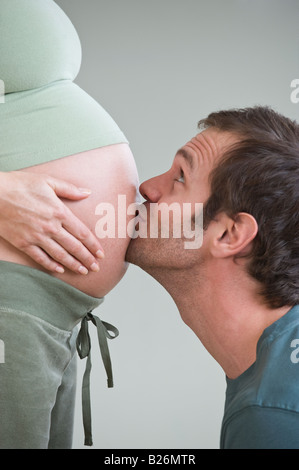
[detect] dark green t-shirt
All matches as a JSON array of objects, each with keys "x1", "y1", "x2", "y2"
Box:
[{"x1": 221, "y1": 305, "x2": 299, "y2": 449}]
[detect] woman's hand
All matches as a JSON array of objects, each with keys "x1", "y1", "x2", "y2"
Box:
[{"x1": 0, "y1": 171, "x2": 105, "y2": 274}]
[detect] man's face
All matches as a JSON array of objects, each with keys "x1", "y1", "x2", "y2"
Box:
[{"x1": 125, "y1": 128, "x2": 237, "y2": 271}]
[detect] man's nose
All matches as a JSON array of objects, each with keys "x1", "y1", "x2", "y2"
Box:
[{"x1": 139, "y1": 173, "x2": 168, "y2": 203}]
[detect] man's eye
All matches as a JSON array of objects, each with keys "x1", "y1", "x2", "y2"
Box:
[{"x1": 177, "y1": 170, "x2": 185, "y2": 183}]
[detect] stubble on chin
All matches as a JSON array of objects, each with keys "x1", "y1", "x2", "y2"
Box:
[
  {"x1": 125, "y1": 203, "x2": 204, "y2": 270},
  {"x1": 125, "y1": 233, "x2": 200, "y2": 274}
]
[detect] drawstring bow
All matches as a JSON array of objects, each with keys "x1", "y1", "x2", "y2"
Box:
[{"x1": 76, "y1": 311, "x2": 119, "y2": 446}]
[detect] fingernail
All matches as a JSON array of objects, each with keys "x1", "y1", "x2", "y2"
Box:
[
  {"x1": 90, "y1": 262, "x2": 100, "y2": 272},
  {"x1": 96, "y1": 249, "x2": 105, "y2": 259},
  {"x1": 78, "y1": 266, "x2": 88, "y2": 275},
  {"x1": 55, "y1": 266, "x2": 65, "y2": 274},
  {"x1": 78, "y1": 187, "x2": 92, "y2": 195}
]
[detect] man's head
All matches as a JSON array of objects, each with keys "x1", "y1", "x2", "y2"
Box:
[{"x1": 126, "y1": 106, "x2": 299, "y2": 309}]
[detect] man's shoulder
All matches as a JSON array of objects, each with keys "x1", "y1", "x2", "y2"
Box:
[
  {"x1": 221, "y1": 404, "x2": 299, "y2": 449},
  {"x1": 225, "y1": 306, "x2": 299, "y2": 419},
  {"x1": 221, "y1": 306, "x2": 299, "y2": 448},
  {"x1": 255, "y1": 306, "x2": 299, "y2": 410}
]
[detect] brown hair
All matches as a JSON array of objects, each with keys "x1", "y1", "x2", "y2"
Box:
[{"x1": 199, "y1": 106, "x2": 299, "y2": 309}]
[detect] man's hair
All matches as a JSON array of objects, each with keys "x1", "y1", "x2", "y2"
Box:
[{"x1": 199, "y1": 106, "x2": 299, "y2": 309}]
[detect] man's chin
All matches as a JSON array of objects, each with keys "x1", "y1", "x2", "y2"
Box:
[
  {"x1": 124, "y1": 235, "x2": 153, "y2": 269},
  {"x1": 124, "y1": 236, "x2": 139, "y2": 265}
]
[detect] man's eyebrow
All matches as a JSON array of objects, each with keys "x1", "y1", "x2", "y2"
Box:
[{"x1": 175, "y1": 148, "x2": 195, "y2": 170}]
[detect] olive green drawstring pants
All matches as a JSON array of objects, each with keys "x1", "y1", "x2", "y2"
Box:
[{"x1": 0, "y1": 261, "x2": 118, "y2": 449}]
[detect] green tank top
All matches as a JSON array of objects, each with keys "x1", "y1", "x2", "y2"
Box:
[{"x1": 0, "y1": 0, "x2": 128, "y2": 171}]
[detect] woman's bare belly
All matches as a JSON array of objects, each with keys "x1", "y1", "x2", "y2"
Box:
[{"x1": 0, "y1": 143, "x2": 139, "y2": 298}]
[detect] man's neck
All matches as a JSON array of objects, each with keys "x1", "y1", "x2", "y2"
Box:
[{"x1": 149, "y1": 263, "x2": 290, "y2": 380}]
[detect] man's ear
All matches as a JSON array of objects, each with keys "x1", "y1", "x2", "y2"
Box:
[{"x1": 209, "y1": 212, "x2": 258, "y2": 258}]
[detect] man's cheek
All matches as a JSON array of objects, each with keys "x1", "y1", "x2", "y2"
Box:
[{"x1": 183, "y1": 203, "x2": 204, "y2": 250}]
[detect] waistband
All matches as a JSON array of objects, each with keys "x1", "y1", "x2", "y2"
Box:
[
  {"x1": 0, "y1": 261, "x2": 119, "y2": 446},
  {"x1": 0, "y1": 260, "x2": 103, "y2": 329}
]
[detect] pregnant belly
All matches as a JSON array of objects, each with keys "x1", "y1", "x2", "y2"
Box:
[{"x1": 0, "y1": 143, "x2": 139, "y2": 297}]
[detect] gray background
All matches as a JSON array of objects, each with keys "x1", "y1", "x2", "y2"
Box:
[{"x1": 55, "y1": 0, "x2": 299, "y2": 449}]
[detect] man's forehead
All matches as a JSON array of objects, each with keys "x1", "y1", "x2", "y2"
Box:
[
  {"x1": 176, "y1": 128, "x2": 239, "y2": 166},
  {"x1": 188, "y1": 128, "x2": 238, "y2": 151}
]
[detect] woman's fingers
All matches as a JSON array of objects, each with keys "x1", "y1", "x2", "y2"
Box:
[
  {"x1": 59, "y1": 205, "x2": 105, "y2": 263},
  {"x1": 46, "y1": 175, "x2": 93, "y2": 200},
  {"x1": 46, "y1": 176, "x2": 105, "y2": 270},
  {"x1": 31, "y1": 212, "x2": 105, "y2": 274},
  {"x1": 0, "y1": 171, "x2": 105, "y2": 273},
  {"x1": 21, "y1": 244, "x2": 67, "y2": 274},
  {"x1": 23, "y1": 230, "x2": 103, "y2": 275}
]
